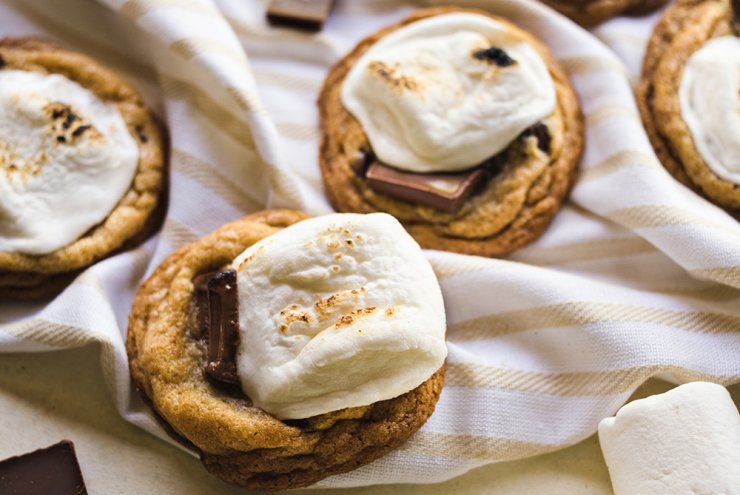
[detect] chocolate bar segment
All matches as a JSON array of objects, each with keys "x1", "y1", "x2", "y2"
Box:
[
  {"x1": 266, "y1": 0, "x2": 336, "y2": 31},
  {"x1": 192, "y1": 271, "x2": 216, "y2": 339},
  {"x1": 0, "y1": 441, "x2": 88, "y2": 495},
  {"x1": 366, "y1": 162, "x2": 486, "y2": 213},
  {"x1": 204, "y1": 270, "x2": 240, "y2": 384}
]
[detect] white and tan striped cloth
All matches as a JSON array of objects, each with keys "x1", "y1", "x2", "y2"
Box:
[{"x1": 1, "y1": 0, "x2": 739, "y2": 488}]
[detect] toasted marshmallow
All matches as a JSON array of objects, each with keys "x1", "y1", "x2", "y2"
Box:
[
  {"x1": 232, "y1": 213, "x2": 447, "y2": 419},
  {"x1": 679, "y1": 36, "x2": 740, "y2": 184},
  {"x1": 341, "y1": 13, "x2": 556, "y2": 173},
  {"x1": 0, "y1": 70, "x2": 139, "y2": 254},
  {"x1": 598, "y1": 382, "x2": 740, "y2": 495}
]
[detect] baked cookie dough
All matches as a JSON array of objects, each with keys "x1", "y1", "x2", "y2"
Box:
[
  {"x1": 127, "y1": 210, "x2": 446, "y2": 491},
  {"x1": 539, "y1": 0, "x2": 669, "y2": 26},
  {"x1": 0, "y1": 38, "x2": 166, "y2": 300},
  {"x1": 638, "y1": 0, "x2": 740, "y2": 217},
  {"x1": 318, "y1": 7, "x2": 583, "y2": 257}
]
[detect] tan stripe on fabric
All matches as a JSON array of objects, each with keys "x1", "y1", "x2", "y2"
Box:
[
  {"x1": 446, "y1": 362, "x2": 739, "y2": 396},
  {"x1": 451, "y1": 301, "x2": 740, "y2": 341},
  {"x1": 160, "y1": 218, "x2": 199, "y2": 249},
  {"x1": 401, "y1": 431, "x2": 551, "y2": 462},
  {"x1": 170, "y1": 37, "x2": 246, "y2": 65},
  {"x1": 559, "y1": 54, "x2": 628, "y2": 77},
  {"x1": 512, "y1": 236, "x2": 656, "y2": 266},
  {"x1": 3, "y1": 319, "x2": 99, "y2": 348},
  {"x1": 690, "y1": 266, "x2": 740, "y2": 289},
  {"x1": 585, "y1": 104, "x2": 640, "y2": 128},
  {"x1": 659, "y1": 284, "x2": 740, "y2": 302},
  {"x1": 160, "y1": 76, "x2": 257, "y2": 150},
  {"x1": 610, "y1": 205, "x2": 740, "y2": 240},
  {"x1": 172, "y1": 149, "x2": 263, "y2": 213},
  {"x1": 118, "y1": 0, "x2": 219, "y2": 22},
  {"x1": 579, "y1": 150, "x2": 656, "y2": 182},
  {"x1": 225, "y1": 86, "x2": 264, "y2": 115},
  {"x1": 275, "y1": 122, "x2": 319, "y2": 141}
]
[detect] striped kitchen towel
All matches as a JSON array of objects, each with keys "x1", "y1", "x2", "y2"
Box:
[{"x1": 1, "y1": 0, "x2": 738, "y2": 488}]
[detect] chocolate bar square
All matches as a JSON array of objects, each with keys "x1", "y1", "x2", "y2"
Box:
[{"x1": 0, "y1": 441, "x2": 87, "y2": 495}]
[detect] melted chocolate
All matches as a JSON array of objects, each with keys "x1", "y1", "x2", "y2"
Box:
[
  {"x1": 0, "y1": 441, "x2": 87, "y2": 495},
  {"x1": 196, "y1": 270, "x2": 240, "y2": 384}
]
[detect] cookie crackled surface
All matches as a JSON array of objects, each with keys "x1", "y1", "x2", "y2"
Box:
[
  {"x1": 127, "y1": 210, "x2": 447, "y2": 491},
  {"x1": 318, "y1": 7, "x2": 583, "y2": 257},
  {"x1": 0, "y1": 38, "x2": 166, "y2": 299}
]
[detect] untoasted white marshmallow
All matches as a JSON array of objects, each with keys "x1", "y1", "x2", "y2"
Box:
[
  {"x1": 0, "y1": 70, "x2": 139, "y2": 254},
  {"x1": 598, "y1": 381, "x2": 740, "y2": 495},
  {"x1": 341, "y1": 13, "x2": 556, "y2": 173},
  {"x1": 679, "y1": 36, "x2": 740, "y2": 184},
  {"x1": 232, "y1": 213, "x2": 447, "y2": 419}
]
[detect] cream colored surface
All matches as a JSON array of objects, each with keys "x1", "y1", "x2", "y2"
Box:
[
  {"x1": 0, "y1": 69, "x2": 138, "y2": 254},
  {"x1": 599, "y1": 381, "x2": 740, "y2": 495},
  {"x1": 233, "y1": 213, "x2": 446, "y2": 419},
  {"x1": 340, "y1": 12, "x2": 555, "y2": 173},
  {"x1": 679, "y1": 36, "x2": 740, "y2": 185}
]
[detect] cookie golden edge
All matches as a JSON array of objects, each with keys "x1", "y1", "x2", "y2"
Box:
[
  {"x1": 126, "y1": 209, "x2": 446, "y2": 491},
  {"x1": 318, "y1": 6, "x2": 584, "y2": 258},
  {"x1": 0, "y1": 37, "x2": 168, "y2": 299},
  {"x1": 637, "y1": 0, "x2": 740, "y2": 218},
  {"x1": 539, "y1": 0, "x2": 669, "y2": 26}
]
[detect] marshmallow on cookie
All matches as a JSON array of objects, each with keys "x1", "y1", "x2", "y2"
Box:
[{"x1": 231, "y1": 213, "x2": 447, "y2": 419}]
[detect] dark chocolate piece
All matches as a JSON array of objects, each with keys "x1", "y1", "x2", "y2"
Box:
[
  {"x1": 366, "y1": 162, "x2": 486, "y2": 213},
  {"x1": 204, "y1": 270, "x2": 240, "y2": 384},
  {"x1": 0, "y1": 441, "x2": 87, "y2": 495},
  {"x1": 732, "y1": 0, "x2": 740, "y2": 35},
  {"x1": 266, "y1": 0, "x2": 336, "y2": 31},
  {"x1": 192, "y1": 271, "x2": 216, "y2": 339},
  {"x1": 473, "y1": 46, "x2": 517, "y2": 67},
  {"x1": 520, "y1": 122, "x2": 551, "y2": 153}
]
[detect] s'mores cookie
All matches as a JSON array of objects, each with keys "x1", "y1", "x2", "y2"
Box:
[
  {"x1": 127, "y1": 210, "x2": 447, "y2": 491},
  {"x1": 318, "y1": 8, "x2": 583, "y2": 258},
  {"x1": 0, "y1": 38, "x2": 166, "y2": 299},
  {"x1": 638, "y1": 0, "x2": 740, "y2": 218},
  {"x1": 539, "y1": 0, "x2": 669, "y2": 26}
]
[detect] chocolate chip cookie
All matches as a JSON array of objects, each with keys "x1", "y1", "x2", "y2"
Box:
[
  {"x1": 637, "y1": 0, "x2": 740, "y2": 217},
  {"x1": 127, "y1": 210, "x2": 445, "y2": 491},
  {"x1": 318, "y1": 7, "x2": 583, "y2": 257},
  {"x1": 0, "y1": 38, "x2": 166, "y2": 300}
]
